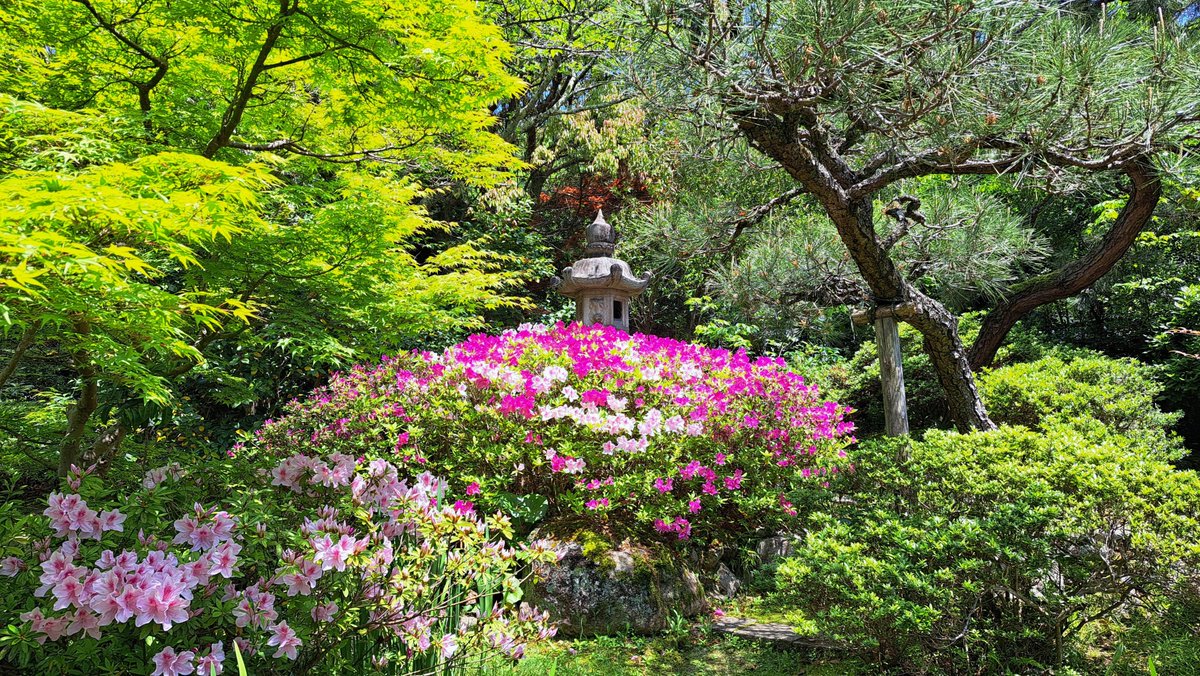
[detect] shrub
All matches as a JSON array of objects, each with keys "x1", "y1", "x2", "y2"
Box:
[
  {"x1": 0, "y1": 455, "x2": 556, "y2": 675},
  {"x1": 772, "y1": 426, "x2": 1200, "y2": 671},
  {"x1": 978, "y1": 354, "x2": 1185, "y2": 460},
  {"x1": 249, "y1": 322, "x2": 855, "y2": 544},
  {"x1": 844, "y1": 313, "x2": 1181, "y2": 449}
]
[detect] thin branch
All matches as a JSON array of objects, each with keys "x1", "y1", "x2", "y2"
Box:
[
  {"x1": 726, "y1": 187, "x2": 806, "y2": 247},
  {"x1": 0, "y1": 322, "x2": 40, "y2": 390}
]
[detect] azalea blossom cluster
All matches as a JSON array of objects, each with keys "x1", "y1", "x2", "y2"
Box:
[
  {"x1": 0, "y1": 456, "x2": 557, "y2": 675},
  {"x1": 252, "y1": 322, "x2": 855, "y2": 543}
]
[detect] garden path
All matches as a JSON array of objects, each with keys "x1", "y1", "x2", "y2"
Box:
[{"x1": 713, "y1": 617, "x2": 845, "y2": 649}]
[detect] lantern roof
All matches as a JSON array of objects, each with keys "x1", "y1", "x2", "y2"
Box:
[{"x1": 556, "y1": 210, "x2": 652, "y2": 297}]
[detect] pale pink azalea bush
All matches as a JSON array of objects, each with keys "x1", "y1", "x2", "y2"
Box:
[
  {"x1": 0, "y1": 459, "x2": 556, "y2": 674},
  {"x1": 248, "y1": 323, "x2": 855, "y2": 543}
]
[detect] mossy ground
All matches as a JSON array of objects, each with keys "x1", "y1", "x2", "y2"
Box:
[
  {"x1": 487, "y1": 631, "x2": 865, "y2": 675},
  {"x1": 718, "y1": 594, "x2": 821, "y2": 635}
]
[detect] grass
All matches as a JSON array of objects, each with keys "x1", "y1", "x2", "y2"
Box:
[
  {"x1": 717, "y1": 594, "x2": 820, "y2": 633},
  {"x1": 486, "y1": 628, "x2": 865, "y2": 676}
]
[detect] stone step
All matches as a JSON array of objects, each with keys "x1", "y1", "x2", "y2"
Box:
[{"x1": 712, "y1": 617, "x2": 847, "y2": 650}]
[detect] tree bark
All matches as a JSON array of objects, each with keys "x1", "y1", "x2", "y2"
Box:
[
  {"x1": 735, "y1": 113, "x2": 996, "y2": 431},
  {"x1": 202, "y1": 1, "x2": 292, "y2": 158},
  {"x1": 968, "y1": 158, "x2": 1162, "y2": 369},
  {"x1": 898, "y1": 296, "x2": 993, "y2": 430},
  {"x1": 90, "y1": 421, "x2": 128, "y2": 477},
  {"x1": 59, "y1": 359, "x2": 99, "y2": 477},
  {"x1": 73, "y1": 0, "x2": 168, "y2": 137}
]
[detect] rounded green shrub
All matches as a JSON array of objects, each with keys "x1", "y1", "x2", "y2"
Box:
[
  {"x1": 772, "y1": 425, "x2": 1200, "y2": 671},
  {"x1": 978, "y1": 354, "x2": 1185, "y2": 460}
]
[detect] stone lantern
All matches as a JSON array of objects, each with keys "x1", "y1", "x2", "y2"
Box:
[{"x1": 555, "y1": 210, "x2": 651, "y2": 332}]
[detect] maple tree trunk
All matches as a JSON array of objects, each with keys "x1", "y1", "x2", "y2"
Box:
[
  {"x1": 59, "y1": 370, "x2": 98, "y2": 477},
  {"x1": 0, "y1": 322, "x2": 38, "y2": 390},
  {"x1": 58, "y1": 321, "x2": 99, "y2": 477}
]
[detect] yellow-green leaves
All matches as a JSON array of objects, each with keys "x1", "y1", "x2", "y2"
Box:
[
  {"x1": 0, "y1": 0, "x2": 538, "y2": 458},
  {"x1": 1, "y1": 151, "x2": 273, "y2": 297},
  {"x1": 5, "y1": 0, "x2": 524, "y2": 185},
  {"x1": 0, "y1": 149, "x2": 273, "y2": 403}
]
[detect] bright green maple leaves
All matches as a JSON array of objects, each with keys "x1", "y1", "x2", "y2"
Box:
[
  {"x1": 3, "y1": 0, "x2": 524, "y2": 178},
  {"x1": 0, "y1": 0, "x2": 533, "y2": 467},
  {"x1": 1, "y1": 145, "x2": 275, "y2": 403}
]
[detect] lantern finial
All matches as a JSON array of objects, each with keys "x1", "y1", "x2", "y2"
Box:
[{"x1": 584, "y1": 209, "x2": 616, "y2": 257}]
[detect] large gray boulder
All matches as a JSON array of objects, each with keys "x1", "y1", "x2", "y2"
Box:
[{"x1": 527, "y1": 530, "x2": 706, "y2": 636}]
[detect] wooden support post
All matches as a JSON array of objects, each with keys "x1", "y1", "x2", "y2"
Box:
[
  {"x1": 874, "y1": 316, "x2": 909, "y2": 436},
  {"x1": 851, "y1": 306, "x2": 910, "y2": 436}
]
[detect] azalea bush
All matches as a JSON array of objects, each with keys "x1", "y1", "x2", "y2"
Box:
[
  {"x1": 0, "y1": 455, "x2": 557, "y2": 675},
  {"x1": 249, "y1": 323, "x2": 855, "y2": 544}
]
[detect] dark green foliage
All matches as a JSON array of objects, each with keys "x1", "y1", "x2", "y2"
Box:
[
  {"x1": 841, "y1": 316, "x2": 1178, "y2": 442},
  {"x1": 773, "y1": 426, "x2": 1200, "y2": 671},
  {"x1": 842, "y1": 322, "x2": 955, "y2": 434}
]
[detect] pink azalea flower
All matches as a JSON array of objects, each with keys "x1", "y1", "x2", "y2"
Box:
[
  {"x1": 66, "y1": 608, "x2": 102, "y2": 640},
  {"x1": 465, "y1": 482, "x2": 481, "y2": 496},
  {"x1": 581, "y1": 389, "x2": 608, "y2": 407},
  {"x1": 278, "y1": 558, "x2": 322, "y2": 596},
  {"x1": 207, "y1": 540, "x2": 241, "y2": 578},
  {"x1": 312, "y1": 534, "x2": 359, "y2": 572},
  {"x1": 95, "y1": 550, "x2": 116, "y2": 570},
  {"x1": 664, "y1": 415, "x2": 686, "y2": 433},
  {"x1": 0, "y1": 556, "x2": 26, "y2": 576},
  {"x1": 105, "y1": 584, "x2": 144, "y2": 624},
  {"x1": 311, "y1": 601, "x2": 338, "y2": 623},
  {"x1": 151, "y1": 646, "x2": 196, "y2": 676},
  {"x1": 673, "y1": 517, "x2": 692, "y2": 539},
  {"x1": 232, "y1": 588, "x2": 277, "y2": 629},
  {"x1": 136, "y1": 580, "x2": 191, "y2": 631},
  {"x1": 195, "y1": 642, "x2": 224, "y2": 675},
  {"x1": 679, "y1": 461, "x2": 705, "y2": 480},
  {"x1": 438, "y1": 633, "x2": 457, "y2": 659},
  {"x1": 724, "y1": 469, "x2": 744, "y2": 490},
  {"x1": 51, "y1": 574, "x2": 88, "y2": 611},
  {"x1": 98, "y1": 510, "x2": 126, "y2": 533},
  {"x1": 267, "y1": 621, "x2": 302, "y2": 660}
]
